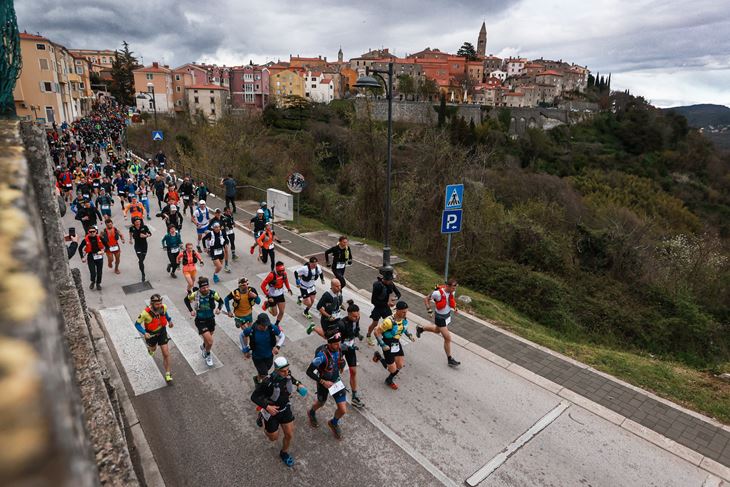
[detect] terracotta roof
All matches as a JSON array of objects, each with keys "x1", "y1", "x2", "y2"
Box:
[
  {"x1": 319, "y1": 78, "x2": 332, "y2": 84},
  {"x1": 20, "y1": 32, "x2": 47, "y2": 41},
  {"x1": 308, "y1": 71, "x2": 322, "y2": 77},
  {"x1": 173, "y1": 63, "x2": 208, "y2": 73},
  {"x1": 186, "y1": 84, "x2": 228, "y2": 90},
  {"x1": 134, "y1": 65, "x2": 172, "y2": 74},
  {"x1": 537, "y1": 70, "x2": 564, "y2": 76}
]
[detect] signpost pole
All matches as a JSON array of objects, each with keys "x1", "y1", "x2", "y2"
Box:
[{"x1": 444, "y1": 233, "x2": 452, "y2": 281}]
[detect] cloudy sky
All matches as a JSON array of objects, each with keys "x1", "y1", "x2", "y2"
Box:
[{"x1": 16, "y1": 0, "x2": 730, "y2": 107}]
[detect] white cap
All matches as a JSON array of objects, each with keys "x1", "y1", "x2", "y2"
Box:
[
  {"x1": 170, "y1": 204, "x2": 177, "y2": 210},
  {"x1": 256, "y1": 209, "x2": 264, "y2": 214},
  {"x1": 274, "y1": 357, "x2": 289, "y2": 369},
  {"x1": 199, "y1": 200, "x2": 206, "y2": 206}
]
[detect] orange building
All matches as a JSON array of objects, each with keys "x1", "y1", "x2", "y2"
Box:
[{"x1": 133, "y1": 62, "x2": 174, "y2": 113}]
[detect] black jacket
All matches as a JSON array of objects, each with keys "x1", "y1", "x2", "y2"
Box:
[{"x1": 371, "y1": 278, "x2": 401, "y2": 307}]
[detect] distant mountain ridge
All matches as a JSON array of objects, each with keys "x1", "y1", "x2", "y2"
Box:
[{"x1": 665, "y1": 104, "x2": 730, "y2": 128}]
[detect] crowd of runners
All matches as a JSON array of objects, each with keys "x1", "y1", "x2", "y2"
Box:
[{"x1": 53, "y1": 103, "x2": 462, "y2": 468}]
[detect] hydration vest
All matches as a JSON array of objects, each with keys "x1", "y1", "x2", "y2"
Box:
[
  {"x1": 434, "y1": 285, "x2": 457, "y2": 311},
  {"x1": 143, "y1": 305, "x2": 168, "y2": 333},
  {"x1": 314, "y1": 344, "x2": 344, "y2": 381}
]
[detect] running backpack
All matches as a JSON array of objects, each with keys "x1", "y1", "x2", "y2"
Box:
[{"x1": 248, "y1": 324, "x2": 277, "y2": 352}]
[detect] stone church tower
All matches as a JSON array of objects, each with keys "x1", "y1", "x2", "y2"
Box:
[
  {"x1": 477, "y1": 22, "x2": 487, "y2": 57},
  {"x1": 338, "y1": 46, "x2": 343, "y2": 63}
]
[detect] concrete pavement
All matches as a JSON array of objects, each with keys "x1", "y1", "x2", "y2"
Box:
[{"x1": 63, "y1": 194, "x2": 725, "y2": 486}]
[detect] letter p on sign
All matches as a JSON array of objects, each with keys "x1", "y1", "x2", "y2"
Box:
[{"x1": 441, "y1": 209, "x2": 463, "y2": 234}]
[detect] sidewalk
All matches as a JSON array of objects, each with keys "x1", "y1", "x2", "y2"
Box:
[{"x1": 213, "y1": 194, "x2": 730, "y2": 476}]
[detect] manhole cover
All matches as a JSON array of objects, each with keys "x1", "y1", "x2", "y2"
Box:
[{"x1": 122, "y1": 281, "x2": 153, "y2": 295}]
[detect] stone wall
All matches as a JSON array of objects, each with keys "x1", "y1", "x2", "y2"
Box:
[{"x1": 0, "y1": 120, "x2": 139, "y2": 486}]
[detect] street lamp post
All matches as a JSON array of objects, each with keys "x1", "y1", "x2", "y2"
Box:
[{"x1": 354, "y1": 62, "x2": 394, "y2": 274}]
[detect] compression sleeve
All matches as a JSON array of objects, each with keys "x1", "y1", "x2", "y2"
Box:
[
  {"x1": 223, "y1": 293, "x2": 233, "y2": 313},
  {"x1": 306, "y1": 362, "x2": 319, "y2": 382},
  {"x1": 274, "y1": 328, "x2": 286, "y2": 348},
  {"x1": 134, "y1": 322, "x2": 146, "y2": 334},
  {"x1": 183, "y1": 294, "x2": 193, "y2": 311}
]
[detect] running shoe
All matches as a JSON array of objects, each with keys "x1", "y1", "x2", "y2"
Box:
[
  {"x1": 372, "y1": 351, "x2": 382, "y2": 363},
  {"x1": 351, "y1": 395, "x2": 365, "y2": 408},
  {"x1": 307, "y1": 408, "x2": 318, "y2": 428},
  {"x1": 89, "y1": 282, "x2": 94, "y2": 290},
  {"x1": 200, "y1": 344, "x2": 206, "y2": 358},
  {"x1": 367, "y1": 335, "x2": 375, "y2": 347},
  {"x1": 232, "y1": 253, "x2": 239, "y2": 261},
  {"x1": 249, "y1": 245, "x2": 255, "y2": 255},
  {"x1": 205, "y1": 353, "x2": 214, "y2": 367},
  {"x1": 447, "y1": 357, "x2": 461, "y2": 367},
  {"x1": 167, "y1": 263, "x2": 171, "y2": 272},
  {"x1": 256, "y1": 413, "x2": 263, "y2": 428},
  {"x1": 416, "y1": 325, "x2": 424, "y2": 339},
  {"x1": 297, "y1": 296, "x2": 302, "y2": 306},
  {"x1": 385, "y1": 379, "x2": 399, "y2": 390},
  {"x1": 327, "y1": 420, "x2": 342, "y2": 440},
  {"x1": 224, "y1": 264, "x2": 231, "y2": 273},
  {"x1": 213, "y1": 274, "x2": 220, "y2": 283},
  {"x1": 148, "y1": 347, "x2": 155, "y2": 356},
  {"x1": 279, "y1": 450, "x2": 294, "y2": 467},
  {"x1": 303, "y1": 310, "x2": 312, "y2": 320},
  {"x1": 164, "y1": 372, "x2": 172, "y2": 383},
  {"x1": 306, "y1": 323, "x2": 315, "y2": 335},
  {"x1": 96, "y1": 283, "x2": 102, "y2": 290}
]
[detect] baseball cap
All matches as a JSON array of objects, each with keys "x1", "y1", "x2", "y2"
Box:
[
  {"x1": 274, "y1": 357, "x2": 289, "y2": 369},
  {"x1": 395, "y1": 301, "x2": 409, "y2": 310},
  {"x1": 256, "y1": 209, "x2": 264, "y2": 214}
]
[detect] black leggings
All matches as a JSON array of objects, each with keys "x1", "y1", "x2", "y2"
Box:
[
  {"x1": 227, "y1": 232, "x2": 236, "y2": 252},
  {"x1": 261, "y1": 248, "x2": 275, "y2": 271},
  {"x1": 333, "y1": 268, "x2": 347, "y2": 288},
  {"x1": 167, "y1": 251, "x2": 180, "y2": 273},
  {"x1": 136, "y1": 249, "x2": 147, "y2": 277},
  {"x1": 225, "y1": 196, "x2": 236, "y2": 212},
  {"x1": 87, "y1": 256, "x2": 103, "y2": 284}
]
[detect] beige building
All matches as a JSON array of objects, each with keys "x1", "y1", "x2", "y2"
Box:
[
  {"x1": 14, "y1": 33, "x2": 93, "y2": 124},
  {"x1": 185, "y1": 85, "x2": 229, "y2": 122},
  {"x1": 68, "y1": 48, "x2": 116, "y2": 73},
  {"x1": 172, "y1": 63, "x2": 209, "y2": 113},
  {"x1": 133, "y1": 62, "x2": 174, "y2": 114}
]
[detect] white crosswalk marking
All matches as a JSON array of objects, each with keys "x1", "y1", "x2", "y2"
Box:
[
  {"x1": 98, "y1": 306, "x2": 167, "y2": 396},
  {"x1": 157, "y1": 295, "x2": 223, "y2": 374}
]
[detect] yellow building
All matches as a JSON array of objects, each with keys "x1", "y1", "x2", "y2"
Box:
[
  {"x1": 270, "y1": 69, "x2": 305, "y2": 100},
  {"x1": 133, "y1": 62, "x2": 174, "y2": 113},
  {"x1": 13, "y1": 33, "x2": 93, "y2": 124},
  {"x1": 68, "y1": 48, "x2": 116, "y2": 73}
]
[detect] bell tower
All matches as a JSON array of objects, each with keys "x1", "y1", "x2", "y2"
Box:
[{"x1": 477, "y1": 22, "x2": 487, "y2": 57}]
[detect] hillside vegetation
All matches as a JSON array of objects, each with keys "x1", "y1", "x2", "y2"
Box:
[{"x1": 130, "y1": 94, "x2": 729, "y2": 374}]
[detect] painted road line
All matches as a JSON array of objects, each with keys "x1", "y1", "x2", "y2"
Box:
[
  {"x1": 157, "y1": 295, "x2": 223, "y2": 374},
  {"x1": 98, "y1": 306, "x2": 167, "y2": 396},
  {"x1": 357, "y1": 406, "x2": 460, "y2": 487},
  {"x1": 465, "y1": 401, "x2": 571, "y2": 486}
]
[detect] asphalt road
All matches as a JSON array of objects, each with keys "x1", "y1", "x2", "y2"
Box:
[{"x1": 63, "y1": 198, "x2": 717, "y2": 487}]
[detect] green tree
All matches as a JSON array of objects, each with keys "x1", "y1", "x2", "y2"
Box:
[
  {"x1": 438, "y1": 93, "x2": 447, "y2": 127},
  {"x1": 397, "y1": 74, "x2": 416, "y2": 100},
  {"x1": 417, "y1": 77, "x2": 439, "y2": 101},
  {"x1": 498, "y1": 108, "x2": 511, "y2": 132},
  {"x1": 0, "y1": 0, "x2": 21, "y2": 117},
  {"x1": 456, "y1": 42, "x2": 479, "y2": 61},
  {"x1": 110, "y1": 41, "x2": 139, "y2": 107}
]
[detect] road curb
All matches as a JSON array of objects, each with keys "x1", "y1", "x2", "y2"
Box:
[{"x1": 90, "y1": 309, "x2": 166, "y2": 487}]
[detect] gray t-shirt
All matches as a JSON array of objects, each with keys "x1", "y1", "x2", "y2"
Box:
[{"x1": 223, "y1": 178, "x2": 237, "y2": 197}]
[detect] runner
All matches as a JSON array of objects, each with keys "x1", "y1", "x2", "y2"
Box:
[
  {"x1": 100, "y1": 219, "x2": 124, "y2": 274},
  {"x1": 178, "y1": 176, "x2": 195, "y2": 217},
  {"x1": 161, "y1": 225, "x2": 183, "y2": 278},
  {"x1": 75, "y1": 198, "x2": 103, "y2": 233},
  {"x1": 256, "y1": 222, "x2": 281, "y2": 272},
  {"x1": 153, "y1": 174, "x2": 166, "y2": 210},
  {"x1": 417, "y1": 278, "x2": 461, "y2": 367},
  {"x1": 313, "y1": 300, "x2": 365, "y2": 408},
  {"x1": 95, "y1": 188, "x2": 114, "y2": 219},
  {"x1": 306, "y1": 330, "x2": 348, "y2": 440},
  {"x1": 134, "y1": 294, "x2": 174, "y2": 383},
  {"x1": 183, "y1": 276, "x2": 224, "y2": 367},
  {"x1": 324, "y1": 236, "x2": 353, "y2": 289},
  {"x1": 79, "y1": 225, "x2": 106, "y2": 290},
  {"x1": 310, "y1": 278, "x2": 343, "y2": 336},
  {"x1": 192, "y1": 200, "x2": 210, "y2": 252},
  {"x1": 250, "y1": 356, "x2": 307, "y2": 467},
  {"x1": 221, "y1": 207, "x2": 237, "y2": 262},
  {"x1": 136, "y1": 179, "x2": 152, "y2": 220},
  {"x1": 123, "y1": 195, "x2": 146, "y2": 221},
  {"x1": 372, "y1": 301, "x2": 415, "y2": 390},
  {"x1": 224, "y1": 277, "x2": 260, "y2": 332},
  {"x1": 220, "y1": 174, "x2": 237, "y2": 213},
  {"x1": 260, "y1": 201, "x2": 272, "y2": 222},
  {"x1": 177, "y1": 243, "x2": 204, "y2": 293},
  {"x1": 294, "y1": 257, "x2": 325, "y2": 321},
  {"x1": 365, "y1": 269, "x2": 402, "y2": 346},
  {"x1": 128, "y1": 217, "x2": 152, "y2": 282},
  {"x1": 164, "y1": 183, "x2": 180, "y2": 207},
  {"x1": 260, "y1": 262, "x2": 292, "y2": 329},
  {"x1": 249, "y1": 209, "x2": 267, "y2": 257},
  {"x1": 156, "y1": 203, "x2": 183, "y2": 231},
  {"x1": 195, "y1": 180, "x2": 209, "y2": 203},
  {"x1": 241, "y1": 313, "x2": 286, "y2": 383},
  {"x1": 202, "y1": 222, "x2": 229, "y2": 283}
]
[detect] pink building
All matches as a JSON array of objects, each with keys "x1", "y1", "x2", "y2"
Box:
[{"x1": 230, "y1": 65, "x2": 269, "y2": 109}]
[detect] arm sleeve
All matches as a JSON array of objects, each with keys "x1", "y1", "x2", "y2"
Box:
[
  {"x1": 315, "y1": 294, "x2": 328, "y2": 313},
  {"x1": 223, "y1": 293, "x2": 233, "y2": 313},
  {"x1": 183, "y1": 294, "x2": 193, "y2": 312},
  {"x1": 214, "y1": 292, "x2": 225, "y2": 309},
  {"x1": 306, "y1": 362, "x2": 320, "y2": 382},
  {"x1": 134, "y1": 322, "x2": 146, "y2": 335},
  {"x1": 275, "y1": 328, "x2": 286, "y2": 348}
]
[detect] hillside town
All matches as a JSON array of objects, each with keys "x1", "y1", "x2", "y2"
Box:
[{"x1": 13, "y1": 22, "x2": 590, "y2": 124}]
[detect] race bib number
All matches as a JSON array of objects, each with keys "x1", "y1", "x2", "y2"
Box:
[
  {"x1": 213, "y1": 248, "x2": 223, "y2": 256},
  {"x1": 93, "y1": 253, "x2": 103, "y2": 260},
  {"x1": 101, "y1": 205, "x2": 110, "y2": 210},
  {"x1": 343, "y1": 339, "x2": 355, "y2": 348},
  {"x1": 260, "y1": 408, "x2": 271, "y2": 421},
  {"x1": 82, "y1": 194, "x2": 90, "y2": 199},
  {"x1": 336, "y1": 262, "x2": 346, "y2": 269},
  {"x1": 445, "y1": 315, "x2": 452, "y2": 326},
  {"x1": 108, "y1": 245, "x2": 119, "y2": 252},
  {"x1": 141, "y1": 196, "x2": 148, "y2": 201},
  {"x1": 328, "y1": 380, "x2": 345, "y2": 396},
  {"x1": 183, "y1": 195, "x2": 190, "y2": 200},
  {"x1": 390, "y1": 342, "x2": 401, "y2": 353},
  {"x1": 226, "y1": 229, "x2": 234, "y2": 235},
  {"x1": 170, "y1": 247, "x2": 180, "y2": 253}
]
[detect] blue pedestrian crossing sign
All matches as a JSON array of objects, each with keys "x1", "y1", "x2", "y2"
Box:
[
  {"x1": 441, "y1": 209, "x2": 463, "y2": 234},
  {"x1": 445, "y1": 184, "x2": 464, "y2": 209},
  {"x1": 152, "y1": 130, "x2": 164, "y2": 141}
]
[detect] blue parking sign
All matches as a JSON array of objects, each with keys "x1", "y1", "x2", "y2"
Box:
[{"x1": 441, "y1": 209, "x2": 463, "y2": 234}]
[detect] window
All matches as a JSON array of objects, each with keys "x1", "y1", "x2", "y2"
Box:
[
  {"x1": 243, "y1": 73, "x2": 253, "y2": 81},
  {"x1": 176, "y1": 86, "x2": 181, "y2": 92},
  {"x1": 146, "y1": 73, "x2": 153, "y2": 80},
  {"x1": 79, "y1": 82, "x2": 84, "y2": 89},
  {"x1": 210, "y1": 97, "x2": 215, "y2": 104},
  {"x1": 39, "y1": 58, "x2": 49, "y2": 70},
  {"x1": 209, "y1": 90, "x2": 214, "y2": 94},
  {"x1": 177, "y1": 100, "x2": 183, "y2": 106},
  {"x1": 175, "y1": 74, "x2": 180, "y2": 81},
  {"x1": 244, "y1": 94, "x2": 254, "y2": 103},
  {"x1": 211, "y1": 107, "x2": 216, "y2": 114},
  {"x1": 194, "y1": 96, "x2": 199, "y2": 104},
  {"x1": 148, "y1": 102, "x2": 154, "y2": 110},
  {"x1": 43, "y1": 81, "x2": 53, "y2": 92},
  {"x1": 255, "y1": 84, "x2": 259, "y2": 90},
  {"x1": 75, "y1": 66, "x2": 83, "y2": 75},
  {"x1": 36, "y1": 43, "x2": 46, "y2": 50},
  {"x1": 102, "y1": 57, "x2": 107, "y2": 63},
  {"x1": 147, "y1": 85, "x2": 153, "y2": 92},
  {"x1": 194, "y1": 90, "x2": 198, "y2": 94}
]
